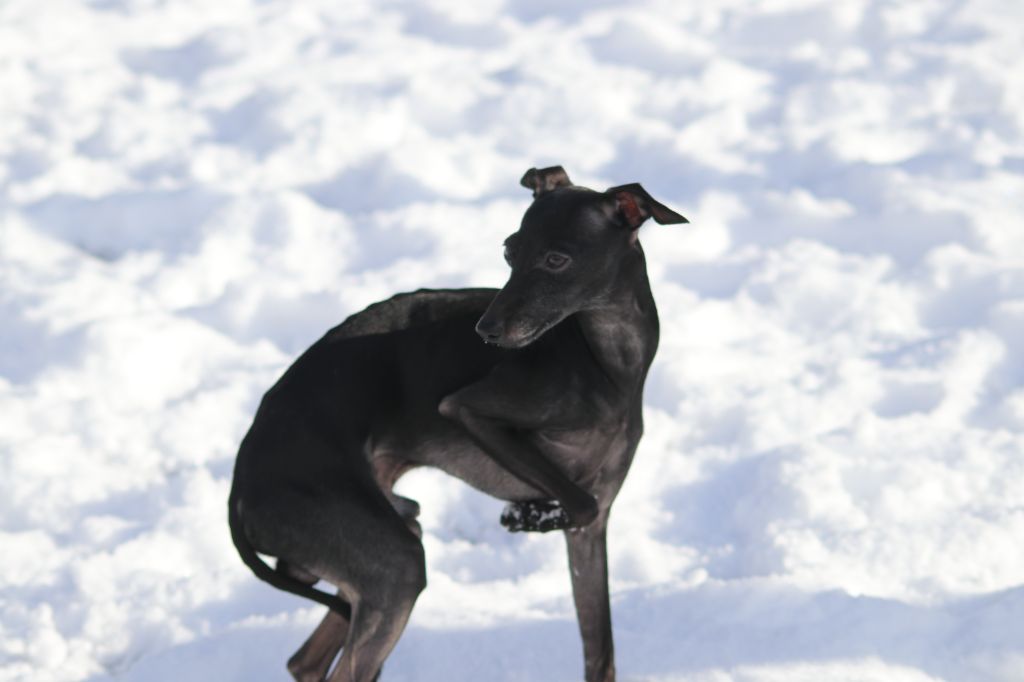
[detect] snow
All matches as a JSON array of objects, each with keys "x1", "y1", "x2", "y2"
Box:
[{"x1": 2, "y1": 0, "x2": 1023, "y2": 680}]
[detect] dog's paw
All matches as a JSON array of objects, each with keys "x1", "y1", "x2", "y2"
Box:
[{"x1": 500, "y1": 500, "x2": 571, "y2": 533}]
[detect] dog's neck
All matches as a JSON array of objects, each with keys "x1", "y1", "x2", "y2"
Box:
[{"x1": 574, "y1": 246, "x2": 659, "y2": 395}]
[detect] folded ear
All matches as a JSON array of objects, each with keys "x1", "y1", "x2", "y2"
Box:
[
  {"x1": 606, "y1": 183, "x2": 689, "y2": 229},
  {"x1": 520, "y1": 166, "x2": 573, "y2": 198}
]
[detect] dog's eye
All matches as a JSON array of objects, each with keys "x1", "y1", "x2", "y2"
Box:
[
  {"x1": 544, "y1": 252, "x2": 570, "y2": 270},
  {"x1": 503, "y1": 245, "x2": 513, "y2": 265}
]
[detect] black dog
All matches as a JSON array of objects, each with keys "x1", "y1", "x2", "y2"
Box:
[{"x1": 229, "y1": 166, "x2": 687, "y2": 681}]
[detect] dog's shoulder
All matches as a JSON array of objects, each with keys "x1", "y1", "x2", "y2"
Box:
[{"x1": 324, "y1": 288, "x2": 497, "y2": 342}]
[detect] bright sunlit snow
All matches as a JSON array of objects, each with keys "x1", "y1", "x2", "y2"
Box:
[{"x1": 2, "y1": 1, "x2": 1024, "y2": 681}]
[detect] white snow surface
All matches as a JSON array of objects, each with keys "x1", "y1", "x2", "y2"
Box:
[{"x1": 2, "y1": 0, "x2": 1024, "y2": 680}]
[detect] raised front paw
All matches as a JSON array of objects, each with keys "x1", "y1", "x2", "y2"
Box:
[{"x1": 500, "y1": 499, "x2": 571, "y2": 533}]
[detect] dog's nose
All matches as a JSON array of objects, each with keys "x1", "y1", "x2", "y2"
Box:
[{"x1": 475, "y1": 315, "x2": 504, "y2": 344}]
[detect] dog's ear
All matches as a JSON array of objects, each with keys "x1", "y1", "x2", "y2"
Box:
[
  {"x1": 520, "y1": 166, "x2": 573, "y2": 198},
  {"x1": 606, "y1": 183, "x2": 688, "y2": 229}
]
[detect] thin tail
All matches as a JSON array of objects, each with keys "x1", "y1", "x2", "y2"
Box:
[{"x1": 228, "y1": 489, "x2": 352, "y2": 619}]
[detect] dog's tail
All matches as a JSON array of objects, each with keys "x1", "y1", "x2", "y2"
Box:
[{"x1": 228, "y1": 488, "x2": 352, "y2": 619}]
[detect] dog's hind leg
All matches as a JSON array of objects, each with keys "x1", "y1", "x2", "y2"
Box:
[
  {"x1": 288, "y1": 604, "x2": 349, "y2": 682},
  {"x1": 263, "y1": 495, "x2": 425, "y2": 682},
  {"x1": 239, "y1": 435, "x2": 425, "y2": 682},
  {"x1": 275, "y1": 559, "x2": 349, "y2": 681},
  {"x1": 272, "y1": 465, "x2": 426, "y2": 682},
  {"x1": 324, "y1": 531, "x2": 426, "y2": 682}
]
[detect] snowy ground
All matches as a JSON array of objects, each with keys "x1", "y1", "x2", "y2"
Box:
[{"x1": 2, "y1": 0, "x2": 1024, "y2": 680}]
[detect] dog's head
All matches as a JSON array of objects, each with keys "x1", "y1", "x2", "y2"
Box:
[{"x1": 475, "y1": 166, "x2": 687, "y2": 348}]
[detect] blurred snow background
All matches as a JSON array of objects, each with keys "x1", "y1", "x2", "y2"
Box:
[{"x1": 2, "y1": 0, "x2": 1024, "y2": 680}]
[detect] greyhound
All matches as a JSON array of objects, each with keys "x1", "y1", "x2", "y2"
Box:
[{"x1": 228, "y1": 166, "x2": 687, "y2": 682}]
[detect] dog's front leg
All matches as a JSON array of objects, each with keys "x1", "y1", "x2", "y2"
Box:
[
  {"x1": 438, "y1": 393, "x2": 597, "y2": 529},
  {"x1": 566, "y1": 517, "x2": 615, "y2": 682}
]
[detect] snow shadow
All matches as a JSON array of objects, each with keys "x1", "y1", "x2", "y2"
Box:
[
  {"x1": 614, "y1": 582, "x2": 1024, "y2": 681},
  {"x1": 23, "y1": 189, "x2": 225, "y2": 261},
  {"x1": 206, "y1": 91, "x2": 292, "y2": 157},
  {"x1": 86, "y1": 581, "x2": 1024, "y2": 682},
  {"x1": 0, "y1": 302, "x2": 87, "y2": 383},
  {"x1": 121, "y1": 32, "x2": 237, "y2": 87},
  {"x1": 656, "y1": 452, "x2": 798, "y2": 581},
  {"x1": 303, "y1": 157, "x2": 438, "y2": 215}
]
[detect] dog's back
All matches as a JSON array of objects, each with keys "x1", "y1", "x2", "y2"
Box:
[
  {"x1": 325, "y1": 288, "x2": 497, "y2": 342},
  {"x1": 235, "y1": 288, "x2": 502, "y2": 481}
]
